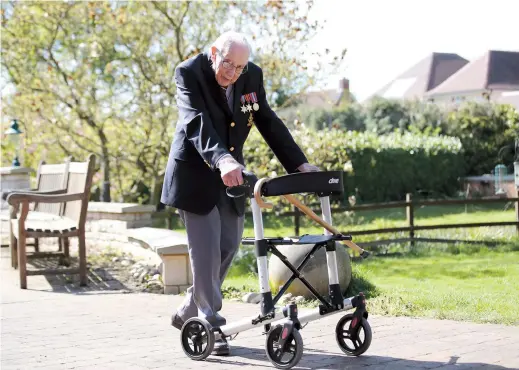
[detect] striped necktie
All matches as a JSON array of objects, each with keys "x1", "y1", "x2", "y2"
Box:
[{"x1": 220, "y1": 85, "x2": 233, "y2": 111}]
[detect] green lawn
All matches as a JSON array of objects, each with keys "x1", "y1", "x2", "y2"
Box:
[
  {"x1": 349, "y1": 248, "x2": 519, "y2": 325},
  {"x1": 223, "y1": 246, "x2": 519, "y2": 326},
  {"x1": 164, "y1": 202, "x2": 519, "y2": 325},
  {"x1": 241, "y1": 202, "x2": 517, "y2": 243},
  {"x1": 158, "y1": 202, "x2": 516, "y2": 241}
]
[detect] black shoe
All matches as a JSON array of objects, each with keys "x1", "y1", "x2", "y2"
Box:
[
  {"x1": 207, "y1": 313, "x2": 226, "y2": 328},
  {"x1": 212, "y1": 339, "x2": 230, "y2": 356},
  {"x1": 171, "y1": 313, "x2": 184, "y2": 330}
]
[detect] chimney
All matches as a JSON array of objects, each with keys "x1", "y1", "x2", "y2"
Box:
[{"x1": 339, "y1": 78, "x2": 349, "y2": 91}]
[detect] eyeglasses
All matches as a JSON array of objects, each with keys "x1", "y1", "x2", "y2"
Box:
[{"x1": 216, "y1": 50, "x2": 248, "y2": 75}]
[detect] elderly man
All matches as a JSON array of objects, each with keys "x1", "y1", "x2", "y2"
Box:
[{"x1": 161, "y1": 31, "x2": 318, "y2": 355}]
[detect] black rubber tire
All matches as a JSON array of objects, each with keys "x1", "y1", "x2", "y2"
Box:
[
  {"x1": 265, "y1": 325, "x2": 304, "y2": 369},
  {"x1": 335, "y1": 313, "x2": 372, "y2": 356},
  {"x1": 180, "y1": 317, "x2": 215, "y2": 361}
]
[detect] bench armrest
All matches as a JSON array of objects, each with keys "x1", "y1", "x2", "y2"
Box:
[
  {"x1": 2, "y1": 188, "x2": 67, "y2": 201},
  {"x1": 7, "y1": 192, "x2": 85, "y2": 206}
]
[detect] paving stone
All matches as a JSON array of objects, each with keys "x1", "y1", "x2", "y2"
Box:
[{"x1": 1, "y1": 246, "x2": 519, "y2": 370}]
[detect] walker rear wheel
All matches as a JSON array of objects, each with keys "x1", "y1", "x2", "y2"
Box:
[
  {"x1": 335, "y1": 313, "x2": 372, "y2": 356},
  {"x1": 180, "y1": 318, "x2": 215, "y2": 361},
  {"x1": 265, "y1": 325, "x2": 303, "y2": 369}
]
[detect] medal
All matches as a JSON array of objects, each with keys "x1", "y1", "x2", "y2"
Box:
[
  {"x1": 240, "y1": 92, "x2": 259, "y2": 114},
  {"x1": 247, "y1": 113, "x2": 254, "y2": 127}
]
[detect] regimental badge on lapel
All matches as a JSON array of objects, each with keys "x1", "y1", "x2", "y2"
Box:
[{"x1": 240, "y1": 92, "x2": 259, "y2": 127}]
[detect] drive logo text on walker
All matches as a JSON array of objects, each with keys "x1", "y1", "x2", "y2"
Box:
[{"x1": 328, "y1": 178, "x2": 339, "y2": 184}]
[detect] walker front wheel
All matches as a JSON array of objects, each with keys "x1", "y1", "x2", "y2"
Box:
[
  {"x1": 335, "y1": 313, "x2": 372, "y2": 356},
  {"x1": 265, "y1": 325, "x2": 303, "y2": 369},
  {"x1": 180, "y1": 318, "x2": 215, "y2": 361}
]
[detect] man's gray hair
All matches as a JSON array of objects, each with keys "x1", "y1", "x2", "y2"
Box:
[{"x1": 210, "y1": 31, "x2": 252, "y2": 56}]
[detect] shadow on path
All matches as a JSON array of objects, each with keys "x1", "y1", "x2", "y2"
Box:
[{"x1": 211, "y1": 346, "x2": 515, "y2": 370}]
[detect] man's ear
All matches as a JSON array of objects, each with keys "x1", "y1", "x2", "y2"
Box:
[{"x1": 210, "y1": 46, "x2": 217, "y2": 62}]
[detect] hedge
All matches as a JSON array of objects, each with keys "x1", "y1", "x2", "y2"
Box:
[
  {"x1": 283, "y1": 99, "x2": 519, "y2": 177},
  {"x1": 243, "y1": 124, "x2": 464, "y2": 206}
]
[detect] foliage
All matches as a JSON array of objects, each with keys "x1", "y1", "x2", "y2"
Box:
[
  {"x1": 343, "y1": 131, "x2": 464, "y2": 202},
  {"x1": 243, "y1": 124, "x2": 464, "y2": 206},
  {"x1": 363, "y1": 97, "x2": 412, "y2": 134},
  {"x1": 1, "y1": 0, "x2": 346, "y2": 204},
  {"x1": 285, "y1": 97, "x2": 518, "y2": 178},
  {"x1": 444, "y1": 101, "x2": 519, "y2": 175},
  {"x1": 298, "y1": 102, "x2": 365, "y2": 131}
]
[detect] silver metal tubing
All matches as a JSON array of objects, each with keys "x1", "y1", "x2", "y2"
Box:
[
  {"x1": 217, "y1": 297, "x2": 354, "y2": 339},
  {"x1": 326, "y1": 250, "x2": 340, "y2": 285},
  {"x1": 320, "y1": 196, "x2": 340, "y2": 285},
  {"x1": 320, "y1": 196, "x2": 333, "y2": 235},
  {"x1": 217, "y1": 306, "x2": 285, "y2": 338},
  {"x1": 257, "y1": 256, "x2": 270, "y2": 293},
  {"x1": 250, "y1": 197, "x2": 271, "y2": 295},
  {"x1": 250, "y1": 198, "x2": 264, "y2": 240},
  {"x1": 267, "y1": 297, "x2": 354, "y2": 329}
]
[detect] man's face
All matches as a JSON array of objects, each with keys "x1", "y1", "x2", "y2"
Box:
[{"x1": 211, "y1": 44, "x2": 249, "y2": 87}]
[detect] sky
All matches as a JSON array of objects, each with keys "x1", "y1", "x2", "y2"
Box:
[{"x1": 307, "y1": 0, "x2": 519, "y2": 101}]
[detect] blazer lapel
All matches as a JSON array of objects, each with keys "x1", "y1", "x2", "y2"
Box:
[
  {"x1": 201, "y1": 53, "x2": 233, "y2": 117},
  {"x1": 232, "y1": 73, "x2": 246, "y2": 116}
]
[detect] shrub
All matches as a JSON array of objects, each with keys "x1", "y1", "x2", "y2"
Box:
[
  {"x1": 243, "y1": 124, "x2": 464, "y2": 205},
  {"x1": 445, "y1": 101, "x2": 519, "y2": 175}
]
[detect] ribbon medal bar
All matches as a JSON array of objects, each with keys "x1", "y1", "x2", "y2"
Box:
[
  {"x1": 240, "y1": 92, "x2": 259, "y2": 114},
  {"x1": 240, "y1": 92, "x2": 258, "y2": 127}
]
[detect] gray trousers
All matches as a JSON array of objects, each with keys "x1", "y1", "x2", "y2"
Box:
[{"x1": 176, "y1": 190, "x2": 245, "y2": 326}]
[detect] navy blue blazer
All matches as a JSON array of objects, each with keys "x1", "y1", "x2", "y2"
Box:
[{"x1": 160, "y1": 52, "x2": 308, "y2": 216}]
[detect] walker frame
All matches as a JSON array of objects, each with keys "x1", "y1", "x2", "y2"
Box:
[{"x1": 179, "y1": 171, "x2": 372, "y2": 369}]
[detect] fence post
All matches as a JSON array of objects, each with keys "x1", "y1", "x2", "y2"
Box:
[
  {"x1": 406, "y1": 193, "x2": 414, "y2": 247},
  {"x1": 294, "y1": 205, "x2": 300, "y2": 236},
  {"x1": 166, "y1": 210, "x2": 172, "y2": 230},
  {"x1": 516, "y1": 198, "x2": 519, "y2": 236}
]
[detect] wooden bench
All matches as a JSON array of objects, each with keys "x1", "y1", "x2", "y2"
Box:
[
  {"x1": 7, "y1": 154, "x2": 96, "y2": 289},
  {"x1": 2, "y1": 159, "x2": 70, "y2": 258}
]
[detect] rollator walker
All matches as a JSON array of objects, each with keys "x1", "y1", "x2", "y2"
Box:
[{"x1": 179, "y1": 170, "x2": 372, "y2": 369}]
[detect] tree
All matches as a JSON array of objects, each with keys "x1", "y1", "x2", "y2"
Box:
[
  {"x1": 363, "y1": 97, "x2": 411, "y2": 134},
  {"x1": 445, "y1": 101, "x2": 519, "y2": 175},
  {"x1": 1, "y1": 0, "x2": 346, "y2": 204}
]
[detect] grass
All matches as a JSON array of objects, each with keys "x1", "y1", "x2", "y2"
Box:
[
  {"x1": 349, "y1": 245, "x2": 519, "y2": 325},
  {"x1": 241, "y1": 202, "x2": 517, "y2": 241},
  {"x1": 161, "y1": 202, "x2": 519, "y2": 325},
  {"x1": 223, "y1": 242, "x2": 519, "y2": 325},
  {"x1": 157, "y1": 202, "x2": 516, "y2": 242}
]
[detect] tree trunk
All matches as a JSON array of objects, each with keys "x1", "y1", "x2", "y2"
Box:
[
  {"x1": 99, "y1": 130, "x2": 111, "y2": 202},
  {"x1": 150, "y1": 174, "x2": 163, "y2": 208}
]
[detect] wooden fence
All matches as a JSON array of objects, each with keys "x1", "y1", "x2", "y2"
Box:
[
  {"x1": 158, "y1": 195, "x2": 519, "y2": 246},
  {"x1": 290, "y1": 195, "x2": 519, "y2": 247}
]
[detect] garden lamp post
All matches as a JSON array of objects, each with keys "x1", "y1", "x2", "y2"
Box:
[
  {"x1": 4, "y1": 119, "x2": 23, "y2": 167},
  {"x1": 515, "y1": 139, "x2": 519, "y2": 192}
]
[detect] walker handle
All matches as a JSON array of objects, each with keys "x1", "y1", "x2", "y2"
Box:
[{"x1": 225, "y1": 170, "x2": 258, "y2": 198}]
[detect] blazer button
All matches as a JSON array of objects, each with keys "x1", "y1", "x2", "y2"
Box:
[
  {"x1": 229, "y1": 146, "x2": 235, "y2": 152},
  {"x1": 230, "y1": 122, "x2": 235, "y2": 127}
]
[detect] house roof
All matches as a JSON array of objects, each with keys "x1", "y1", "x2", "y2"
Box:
[
  {"x1": 369, "y1": 52, "x2": 468, "y2": 100},
  {"x1": 299, "y1": 89, "x2": 342, "y2": 108},
  {"x1": 426, "y1": 50, "x2": 519, "y2": 96}
]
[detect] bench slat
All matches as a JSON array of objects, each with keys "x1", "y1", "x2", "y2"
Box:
[{"x1": 11, "y1": 215, "x2": 78, "y2": 238}]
